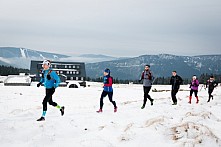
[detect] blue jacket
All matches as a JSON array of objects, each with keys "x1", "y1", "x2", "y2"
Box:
[
  {"x1": 40, "y1": 69, "x2": 60, "y2": 89},
  {"x1": 103, "y1": 76, "x2": 113, "y2": 92}
]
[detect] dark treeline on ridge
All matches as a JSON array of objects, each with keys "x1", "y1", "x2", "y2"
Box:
[{"x1": 0, "y1": 65, "x2": 29, "y2": 76}]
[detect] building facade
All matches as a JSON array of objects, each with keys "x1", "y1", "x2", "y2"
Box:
[{"x1": 30, "y1": 60, "x2": 86, "y2": 81}]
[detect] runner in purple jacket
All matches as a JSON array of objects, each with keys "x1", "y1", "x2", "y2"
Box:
[{"x1": 188, "y1": 75, "x2": 199, "y2": 104}]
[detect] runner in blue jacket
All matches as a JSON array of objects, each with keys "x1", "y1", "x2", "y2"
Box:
[
  {"x1": 36, "y1": 60, "x2": 64, "y2": 121},
  {"x1": 97, "y1": 68, "x2": 117, "y2": 113}
]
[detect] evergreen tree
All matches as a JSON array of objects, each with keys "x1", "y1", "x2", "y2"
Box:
[{"x1": 0, "y1": 65, "x2": 29, "y2": 76}]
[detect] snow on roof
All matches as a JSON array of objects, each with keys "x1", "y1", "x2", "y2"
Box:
[
  {"x1": 4, "y1": 75, "x2": 31, "y2": 83},
  {"x1": 0, "y1": 76, "x2": 7, "y2": 82}
]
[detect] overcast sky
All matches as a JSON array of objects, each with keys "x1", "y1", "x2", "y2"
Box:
[{"x1": 0, "y1": 0, "x2": 221, "y2": 57}]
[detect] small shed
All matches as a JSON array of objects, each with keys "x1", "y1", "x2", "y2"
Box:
[{"x1": 4, "y1": 75, "x2": 31, "y2": 86}]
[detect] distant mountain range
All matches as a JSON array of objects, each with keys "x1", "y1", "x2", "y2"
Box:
[
  {"x1": 0, "y1": 47, "x2": 124, "y2": 68},
  {"x1": 78, "y1": 54, "x2": 116, "y2": 59},
  {"x1": 0, "y1": 47, "x2": 69, "y2": 59},
  {"x1": 86, "y1": 54, "x2": 221, "y2": 80},
  {"x1": 0, "y1": 47, "x2": 69, "y2": 69},
  {"x1": 0, "y1": 47, "x2": 221, "y2": 79}
]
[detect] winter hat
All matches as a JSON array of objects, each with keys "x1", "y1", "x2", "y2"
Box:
[
  {"x1": 193, "y1": 75, "x2": 197, "y2": 79},
  {"x1": 42, "y1": 60, "x2": 51, "y2": 66},
  {"x1": 210, "y1": 75, "x2": 214, "y2": 78},
  {"x1": 104, "y1": 68, "x2": 110, "y2": 75}
]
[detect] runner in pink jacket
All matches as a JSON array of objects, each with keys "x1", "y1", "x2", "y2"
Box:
[{"x1": 188, "y1": 75, "x2": 199, "y2": 104}]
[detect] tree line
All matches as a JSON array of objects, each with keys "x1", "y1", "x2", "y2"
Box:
[{"x1": 0, "y1": 65, "x2": 29, "y2": 76}]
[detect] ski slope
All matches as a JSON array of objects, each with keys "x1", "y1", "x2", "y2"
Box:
[{"x1": 0, "y1": 83, "x2": 221, "y2": 147}]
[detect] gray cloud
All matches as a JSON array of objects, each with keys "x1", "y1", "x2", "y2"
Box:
[{"x1": 0, "y1": 0, "x2": 221, "y2": 57}]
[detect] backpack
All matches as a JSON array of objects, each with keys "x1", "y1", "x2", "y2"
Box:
[
  {"x1": 41, "y1": 70, "x2": 53, "y2": 80},
  {"x1": 142, "y1": 70, "x2": 154, "y2": 80}
]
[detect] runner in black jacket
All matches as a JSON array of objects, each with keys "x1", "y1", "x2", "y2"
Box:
[
  {"x1": 206, "y1": 76, "x2": 218, "y2": 102},
  {"x1": 170, "y1": 71, "x2": 183, "y2": 105}
]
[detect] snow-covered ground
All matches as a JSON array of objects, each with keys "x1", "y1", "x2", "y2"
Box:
[{"x1": 0, "y1": 83, "x2": 221, "y2": 147}]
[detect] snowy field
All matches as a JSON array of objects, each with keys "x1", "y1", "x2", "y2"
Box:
[{"x1": 0, "y1": 82, "x2": 221, "y2": 147}]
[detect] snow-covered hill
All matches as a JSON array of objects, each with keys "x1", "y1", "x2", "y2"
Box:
[
  {"x1": 0, "y1": 47, "x2": 69, "y2": 59},
  {"x1": 61, "y1": 54, "x2": 127, "y2": 64},
  {"x1": 0, "y1": 83, "x2": 221, "y2": 147},
  {"x1": 86, "y1": 54, "x2": 221, "y2": 79},
  {"x1": 0, "y1": 47, "x2": 125, "y2": 69},
  {"x1": 0, "y1": 47, "x2": 69, "y2": 69}
]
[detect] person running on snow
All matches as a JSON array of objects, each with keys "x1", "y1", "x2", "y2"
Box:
[
  {"x1": 170, "y1": 71, "x2": 183, "y2": 105},
  {"x1": 206, "y1": 75, "x2": 218, "y2": 102},
  {"x1": 36, "y1": 60, "x2": 64, "y2": 121},
  {"x1": 188, "y1": 75, "x2": 199, "y2": 104},
  {"x1": 97, "y1": 68, "x2": 117, "y2": 113},
  {"x1": 139, "y1": 64, "x2": 154, "y2": 109}
]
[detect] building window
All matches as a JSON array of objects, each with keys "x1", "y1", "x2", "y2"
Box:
[
  {"x1": 67, "y1": 71, "x2": 69, "y2": 74},
  {"x1": 76, "y1": 71, "x2": 79, "y2": 75},
  {"x1": 76, "y1": 77, "x2": 79, "y2": 80},
  {"x1": 70, "y1": 77, "x2": 73, "y2": 80},
  {"x1": 81, "y1": 77, "x2": 84, "y2": 81},
  {"x1": 73, "y1": 65, "x2": 75, "y2": 68},
  {"x1": 60, "y1": 71, "x2": 63, "y2": 74},
  {"x1": 77, "y1": 66, "x2": 80, "y2": 69},
  {"x1": 54, "y1": 65, "x2": 57, "y2": 68},
  {"x1": 69, "y1": 65, "x2": 72, "y2": 68},
  {"x1": 65, "y1": 65, "x2": 67, "y2": 68},
  {"x1": 37, "y1": 64, "x2": 42, "y2": 68}
]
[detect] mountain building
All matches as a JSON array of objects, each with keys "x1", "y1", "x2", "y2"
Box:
[{"x1": 30, "y1": 61, "x2": 86, "y2": 82}]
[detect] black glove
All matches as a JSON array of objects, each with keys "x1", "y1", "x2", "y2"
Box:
[{"x1": 37, "y1": 82, "x2": 42, "y2": 87}]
